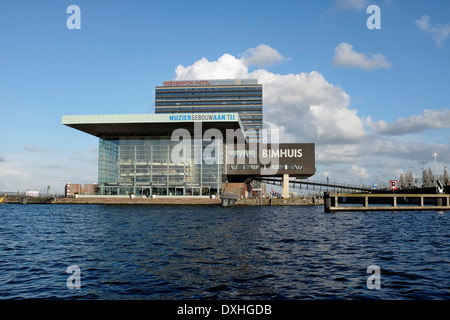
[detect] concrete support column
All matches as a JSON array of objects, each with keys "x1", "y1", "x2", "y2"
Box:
[
  {"x1": 324, "y1": 192, "x2": 331, "y2": 212},
  {"x1": 282, "y1": 174, "x2": 289, "y2": 199}
]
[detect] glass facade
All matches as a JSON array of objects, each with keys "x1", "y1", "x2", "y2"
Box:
[
  {"x1": 155, "y1": 80, "x2": 263, "y2": 142},
  {"x1": 98, "y1": 134, "x2": 224, "y2": 197}
]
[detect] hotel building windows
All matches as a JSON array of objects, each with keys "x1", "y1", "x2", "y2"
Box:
[{"x1": 155, "y1": 79, "x2": 263, "y2": 142}]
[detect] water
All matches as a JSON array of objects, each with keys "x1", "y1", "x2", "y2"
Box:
[{"x1": 0, "y1": 204, "x2": 449, "y2": 300}]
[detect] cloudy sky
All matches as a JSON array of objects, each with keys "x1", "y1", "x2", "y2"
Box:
[{"x1": 1, "y1": 0, "x2": 450, "y2": 193}]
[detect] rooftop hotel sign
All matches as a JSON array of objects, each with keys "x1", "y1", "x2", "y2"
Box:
[
  {"x1": 163, "y1": 80, "x2": 211, "y2": 86},
  {"x1": 162, "y1": 79, "x2": 258, "y2": 87}
]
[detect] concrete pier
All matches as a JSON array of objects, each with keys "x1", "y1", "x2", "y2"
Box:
[
  {"x1": 281, "y1": 174, "x2": 290, "y2": 199},
  {"x1": 237, "y1": 197, "x2": 323, "y2": 206}
]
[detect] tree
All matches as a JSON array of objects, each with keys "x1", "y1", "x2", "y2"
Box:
[
  {"x1": 423, "y1": 168, "x2": 433, "y2": 187},
  {"x1": 399, "y1": 173, "x2": 406, "y2": 189},
  {"x1": 443, "y1": 167, "x2": 449, "y2": 186},
  {"x1": 405, "y1": 171, "x2": 414, "y2": 188},
  {"x1": 428, "y1": 167, "x2": 434, "y2": 187}
]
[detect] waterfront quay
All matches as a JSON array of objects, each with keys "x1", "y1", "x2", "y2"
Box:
[
  {"x1": 1, "y1": 195, "x2": 221, "y2": 205},
  {"x1": 2, "y1": 196, "x2": 323, "y2": 206},
  {"x1": 1, "y1": 195, "x2": 323, "y2": 206}
]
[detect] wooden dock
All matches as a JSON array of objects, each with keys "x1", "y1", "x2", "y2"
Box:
[{"x1": 324, "y1": 192, "x2": 450, "y2": 212}]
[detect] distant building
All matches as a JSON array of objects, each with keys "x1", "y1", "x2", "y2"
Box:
[
  {"x1": 26, "y1": 191, "x2": 39, "y2": 197},
  {"x1": 83, "y1": 183, "x2": 98, "y2": 195},
  {"x1": 65, "y1": 183, "x2": 82, "y2": 197},
  {"x1": 65, "y1": 183, "x2": 98, "y2": 196}
]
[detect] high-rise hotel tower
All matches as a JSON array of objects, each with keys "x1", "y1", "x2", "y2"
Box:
[{"x1": 155, "y1": 79, "x2": 263, "y2": 142}]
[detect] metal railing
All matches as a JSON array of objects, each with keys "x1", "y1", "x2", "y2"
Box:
[{"x1": 256, "y1": 177, "x2": 373, "y2": 193}]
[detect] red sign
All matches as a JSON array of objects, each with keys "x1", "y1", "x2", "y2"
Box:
[
  {"x1": 389, "y1": 180, "x2": 398, "y2": 190},
  {"x1": 163, "y1": 80, "x2": 211, "y2": 86}
]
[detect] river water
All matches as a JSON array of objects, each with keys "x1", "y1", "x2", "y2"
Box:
[{"x1": 0, "y1": 204, "x2": 448, "y2": 300}]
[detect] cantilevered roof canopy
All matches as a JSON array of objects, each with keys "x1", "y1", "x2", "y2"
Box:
[{"x1": 62, "y1": 113, "x2": 244, "y2": 137}]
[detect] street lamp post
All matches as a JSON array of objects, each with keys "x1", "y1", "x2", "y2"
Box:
[{"x1": 432, "y1": 152, "x2": 438, "y2": 192}]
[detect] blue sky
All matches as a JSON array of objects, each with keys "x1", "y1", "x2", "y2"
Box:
[{"x1": 1, "y1": 0, "x2": 450, "y2": 193}]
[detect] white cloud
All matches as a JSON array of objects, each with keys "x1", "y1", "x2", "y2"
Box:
[
  {"x1": 175, "y1": 45, "x2": 289, "y2": 79},
  {"x1": 24, "y1": 145, "x2": 52, "y2": 152},
  {"x1": 175, "y1": 53, "x2": 248, "y2": 80},
  {"x1": 351, "y1": 164, "x2": 370, "y2": 178},
  {"x1": 252, "y1": 68, "x2": 366, "y2": 143},
  {"x1": 316, "y1": 144, "x2": 363, "y2": 164},
  {"x1": 365, "y1": 116, "x2": 388, "y2": 133},
  {"x1": 0, "y1": 162, "x2": 31, "y2": 191},
  {"x1": 416, "y1": 15, "x2": 450, "y2": 47},
  {"x1": 0, "y1": 147, "x2": 99, "y2": 193},
  {"x1": 263, "y1": 121, "x2": 297, "y2": 143},
  {"x1": 240, "y1": 44, "x2": 289, "y2": 68},
  {"x1": 332, "y1": 42, "x2": 393, "y2": 71},
  {"x1": 366, "y1": 109, "x2": 450, "y2": 135},
  {"x1": 175, "y1": 45, "x2": 367, "y2": 144},
  {"x1": 0, "y1": 153, "x2": 4, "y2": 162}
]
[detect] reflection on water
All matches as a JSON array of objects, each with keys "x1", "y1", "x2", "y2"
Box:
[{"x1": 0, "y1": 204, "x2": 449, "y2": 299}]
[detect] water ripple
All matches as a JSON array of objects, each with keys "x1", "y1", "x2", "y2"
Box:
[{"x1": 0, "y1": 204, "x2": 449, "y2": 299}]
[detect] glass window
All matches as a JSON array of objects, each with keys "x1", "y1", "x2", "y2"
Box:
[{"x1": 99, "y1": 135, "x2": 224, "y2": 196}]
